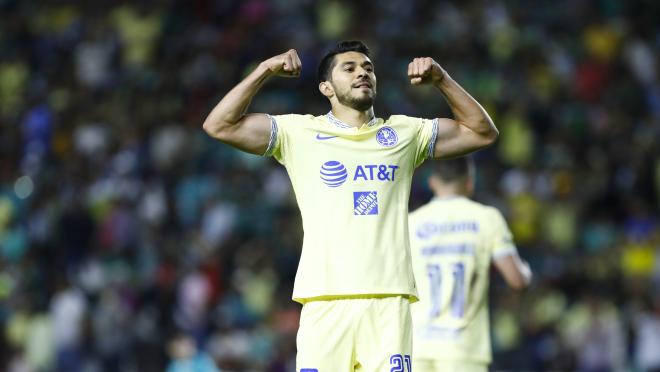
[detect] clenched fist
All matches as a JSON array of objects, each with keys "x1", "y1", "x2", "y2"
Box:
[
  {"x1": 261, "y1": 49, "x2": 302, "y2": 78},
  {"x1": 408, "y1": 57, "x2": 446, "y2": 85}
]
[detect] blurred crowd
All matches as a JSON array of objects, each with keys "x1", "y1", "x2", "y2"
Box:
[{"x1": 1, "y1": 0, "x2": 659, "y2": 371}]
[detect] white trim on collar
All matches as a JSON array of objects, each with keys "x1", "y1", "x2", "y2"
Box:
[{"x1": 326, "y1": 111, "x2": 378, "y2": 128}]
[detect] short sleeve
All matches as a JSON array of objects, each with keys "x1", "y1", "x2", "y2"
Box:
[
  {"x1": 413, "y1": 117, "x2": 438, "y2": 167},
  {"x1": 264, "y1": 114, "x2": 303, "y2": 164},
  {"x1": 489, "y1": 208, "x2": 519, "y2": 260},
  {"x1": 263, "y1": 114, "x2": 279, "y2": 157}
]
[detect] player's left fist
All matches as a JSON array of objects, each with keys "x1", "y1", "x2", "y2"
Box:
[{"x1": 408, "y1": 57, "x2": 446, "y2": 86}]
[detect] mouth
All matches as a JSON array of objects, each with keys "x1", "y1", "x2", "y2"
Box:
[{"x1": 353, "y1": 81, "x2": 372, "y2": 89}]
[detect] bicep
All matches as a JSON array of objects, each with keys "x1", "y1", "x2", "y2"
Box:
[
  {"x1": 493, "y1": 254, "x2": 532, "y2": 290},
  {"x1": 212, "y1": 113, "x2": 273, "y2": 155},
  {"x1": 432, "y1": 118, "x2": 493, "y2": 159}
]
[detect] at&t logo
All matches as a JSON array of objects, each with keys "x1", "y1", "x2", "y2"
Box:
[
  {"x1": 320, "y1": 160, "x2": 399, "y2": 188},
  {"x1": 319, "y1": 161, "x2": 348, "y2": 187}
]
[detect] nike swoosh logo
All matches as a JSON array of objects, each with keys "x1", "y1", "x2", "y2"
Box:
[{"x1": 316, "y1": 134, "x2": 339, "y2": 140}]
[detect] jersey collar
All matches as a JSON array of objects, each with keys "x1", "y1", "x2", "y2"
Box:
[
  {"x1": 432, "y1": 196, "x2": 467, "y2": 202},
  {"x1": 326, "y1": 111, "x2": 378, "y2": 129}
]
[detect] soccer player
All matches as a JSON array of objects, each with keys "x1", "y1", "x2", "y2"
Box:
[
  {"x1": 409, "y1": 156, "x2": 532, "y2": 372},
  {"x1": 202, "y1": 41, "x2": 498, "y2": 371}
]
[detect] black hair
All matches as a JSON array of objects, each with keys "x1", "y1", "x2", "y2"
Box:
[
  {"x1": 317, "y1": 40, "x2": 370, "y2": 84},
  {"x1": 432, "y1": 156, "x2": 475, "y2": 183}
]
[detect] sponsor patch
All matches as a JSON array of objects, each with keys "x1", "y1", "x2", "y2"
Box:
[{"x1": 353, "y1": 191, "x2": 378, "y2": 215}]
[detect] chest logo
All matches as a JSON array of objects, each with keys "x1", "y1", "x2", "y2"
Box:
[
  {"x1": 376, "y1": 126, "x2": 398, "y2": 147},
  {"x1": 316, "y1": 133, "x2": 339, "y2": 140},
  {"x1": 320, "y1": 161, "x2": 348, "y2": 187},
  {"x1": 354, "y1": 191, "x2": 378, "y2": 215}
]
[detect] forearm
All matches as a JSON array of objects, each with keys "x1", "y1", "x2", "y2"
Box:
[
  {"x1": 495, "y1": 255, "x2": 532, "y2": 290},
  {"x1": 519, "y1": 259, "x2": 533, "y2": 287},
  {"x1": 203, "y1": 63, "x2": 273, "y2": 134},
  {"x1": 434, "y1": 74, "x2": 498, "y2": 140}
]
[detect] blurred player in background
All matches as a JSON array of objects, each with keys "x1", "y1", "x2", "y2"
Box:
[
  {"x1": 202, "y1": 40, "x2": 498, "y2": 371},
  {"x1": 409, "y1": 156, "x2": 532, "y2": 372}
]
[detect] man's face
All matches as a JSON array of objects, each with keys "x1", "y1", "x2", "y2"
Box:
[{"x1": 328, "y1": 51, "x2": 377, "y2": 111}]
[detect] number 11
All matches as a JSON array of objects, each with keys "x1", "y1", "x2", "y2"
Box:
[{"x1": 426, "y1": 262, "x2": 466, "y2": 319}]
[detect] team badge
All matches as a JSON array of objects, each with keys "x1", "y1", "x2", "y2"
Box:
[
  {"x1": 376, "y1": 126, "x2": 398, "y2": 147},
  {"x1": 320, "y1": 160, "x2": 348, "y2": 187}
]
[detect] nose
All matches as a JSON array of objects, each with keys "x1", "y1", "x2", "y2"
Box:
[{"x1": 356, "y1": 66, "x2": 369, "y2": 79}]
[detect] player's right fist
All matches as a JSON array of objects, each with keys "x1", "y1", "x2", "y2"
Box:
[{"x1": 261, "y1": 49, "x2": 302, "y2": 77}]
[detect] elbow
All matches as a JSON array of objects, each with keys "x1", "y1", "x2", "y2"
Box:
[
  {"x1": 482, "y1": 122, "x2": 499, "y2": 147},
  {"x1": 202, "y1": 119, "x2": 217, "y2": 137},
  {"x1": 510, "y1": 272, "x2": 532, "y2": 291},
  {"x1": 202, "y1": 121, "x2": 211, "y2": 135},
  {"x1": 202, "y1": 119, "x2": 229, "y2": 141},
  {"x1": 464, "y1": 118, "x2": 498, "y2": 149},
  {"x1": 509, "y1": 279, "x2": 530, "y2": 291}
]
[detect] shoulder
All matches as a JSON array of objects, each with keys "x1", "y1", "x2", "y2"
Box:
[
  {"x1": 383, "y1": 116, "x2": 437, "y2": 146},
  {"x1": 385, "y1": 115, "x2": 426, "y2": 126},
  {"x1": 474, "y1": 204, "x2": 510, "y2": 233},
  {"x1": 441, "y1": 198, "x2": 498, "y2": 222},
  {"x1": 272, "y1": 113, "x2": 317, "y2": 124},
  {"x1": 409, "y1": 203, "x2": 425, "y2": 219},
  {"x1": 271, "y1": 114, "x2": 322, "y2": 135},
  {"x1": 462, "y1": 201, "x2": 499, "y2": 219},
  {"x1": 409, "y1": 200, "x2": 434, "y2": 222},
  {"x1": 481, "y1": 204, "x2": 505, "y2": 219}
]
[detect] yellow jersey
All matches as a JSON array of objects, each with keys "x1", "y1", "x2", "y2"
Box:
[
  {"x1": 409, "y1": 197, "x2": 518, "y2": 364},
  {"x1": 266, "y1": 112, "x2": 437, "y2": 303}
]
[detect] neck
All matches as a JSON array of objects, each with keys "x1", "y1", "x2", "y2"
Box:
[
  {"x1": 330, "y1": 104, "x2": 374, "y2": 128},
  {"x1": 433, "y1": 184, "x2": 467, "y2": 199}
]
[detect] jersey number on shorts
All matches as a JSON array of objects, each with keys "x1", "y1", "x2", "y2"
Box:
[
  {"x1": 390, "y1": 354, "x2": 411, "y2": 372},
  {"x1": 426, "y1": 262, "x2": 466, "y2": 318}
]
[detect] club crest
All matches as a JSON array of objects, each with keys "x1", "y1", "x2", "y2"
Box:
[{"x1": 376, "y1": 126, "x2": 398, "y2": 147}]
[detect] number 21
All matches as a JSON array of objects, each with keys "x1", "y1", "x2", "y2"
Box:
[{"x1": 390, "y1": 354, "x2": 411, "y2": 372}]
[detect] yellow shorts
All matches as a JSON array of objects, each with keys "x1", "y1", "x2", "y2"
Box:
[
  {"x1": 296, "y1": 296, "x2": 412, "y2": 372},
  {"x1": 413, "y1": 359, "x2": 487, "y2": 372}
]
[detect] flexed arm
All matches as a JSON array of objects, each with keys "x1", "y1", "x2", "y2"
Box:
[
  {"x1": 202, "y1": 49, "x2": 302, "y2": 155},
  {"x1": 408, "y1": 58, "x2": 499, "y2": 159}
]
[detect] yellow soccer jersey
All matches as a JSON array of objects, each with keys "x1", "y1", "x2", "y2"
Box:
[
  {"x1": 265, "y1": 112, "x2": 437, "y2": 303},
  {"x1": 409, "y1": 197, "x2": 518, "y2": 364}
]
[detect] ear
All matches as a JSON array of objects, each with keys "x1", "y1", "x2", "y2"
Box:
[{"x1": 319, "y1": 81, "x2": 334, "y2": 98}]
